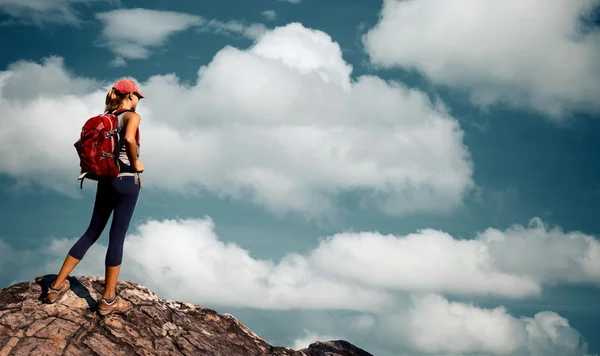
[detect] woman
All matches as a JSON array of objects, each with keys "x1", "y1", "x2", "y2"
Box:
[{"x1": 44, "y1": 78, "x2": 145, "y2": 316}]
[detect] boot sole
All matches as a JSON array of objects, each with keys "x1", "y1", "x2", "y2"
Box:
[
  {"x1": 98, "y1": 309, "x2": 131, "y2": 316},
  {"x1": 98, "y1": 308, "x2": 132, "y2": 316},
  {"x1": 97, "y1": 304, "x2": 133, "y2": 316}
]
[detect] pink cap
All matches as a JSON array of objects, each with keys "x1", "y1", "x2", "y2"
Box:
[{"x1": 113, "y1": 78, "x2": 145, "y2": 98}]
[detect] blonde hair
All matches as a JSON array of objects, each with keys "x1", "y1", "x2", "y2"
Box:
[{"x1": 104, "y1": 88, "x2": 128, "y2": 112}]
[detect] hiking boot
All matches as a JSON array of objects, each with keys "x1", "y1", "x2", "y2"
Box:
[
  {"x1": 44, "y1": 278, "x2": 70, "y2": 304},
  {"x1": 97, "y1": 295, "x2": 132, "y2": 316}
]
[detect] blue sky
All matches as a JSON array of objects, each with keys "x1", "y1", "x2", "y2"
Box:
[{"x1": 1, "y1": 0, "x2": 599, "y2": 355}]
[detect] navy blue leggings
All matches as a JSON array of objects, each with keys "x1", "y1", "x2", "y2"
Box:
[{"x1": 69, "y1": 175, "x2": 140, "y2": 266}]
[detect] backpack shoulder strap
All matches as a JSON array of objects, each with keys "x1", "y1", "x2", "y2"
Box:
[{"x1": 112, "y1": 108, "x2": 134, "y2": 117}]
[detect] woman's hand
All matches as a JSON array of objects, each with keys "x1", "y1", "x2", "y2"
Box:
[{"x1": 133, "y1": 160, "x2": 144, "y2": 173}]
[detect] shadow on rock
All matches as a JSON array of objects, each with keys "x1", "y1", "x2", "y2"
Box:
[{"x1": 36, "y1": 274, "x2": 98, "y2": 311}]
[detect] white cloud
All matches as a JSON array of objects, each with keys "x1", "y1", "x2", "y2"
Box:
[
  {"x1": 124, "y1": 218, "x2": 398, "y2": 311},
  {"x1": 2, "y1": 216, "x2": 596, "y2": 356},
  {"x1": 480, "y1": 217, "x2": 600, "y2": 285},
  {"x1": 109, "y1": 56, "x2": 126, "y2": 67},
  {"x1": 0, "y1": 0, "x2": 111, "y2": 26},
  {"x1": 95, "y1": 8, "x2": 267, "y2": 63},
  {"x1": 362, "y1": 0, "x2": 600, "y2": 119},
  {"x1": 0, "y1": 56, "x2": 97, "y2": 101},
  {"x1": 310, "y1": 217, "x2": 600, "y2": 298},
  {"x1": 281, "y1": 297, "x2": 594, "y2": 356},
  {"x1": 374, "y1": 294, "x2": 594, "y2": 356},
  {"x1": 310, "y1": 229, "x2": 540, "y2": 299},
  {"x1": 261, "y1": 10, "x2": 277, "y2": 21},
  {"x1": 250, "y1": 23, "x2": 352, "y2": 89},
  {"x1": 95, "y1": 8, "x2": 204, "y2": 61},
  {"x1": 0, "y1": 23, "x2": 475, "y2": 218}
]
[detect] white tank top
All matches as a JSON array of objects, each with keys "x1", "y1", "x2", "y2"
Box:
[{"x1": 115, "y1": 110, "x2": 140, "y2": 176}]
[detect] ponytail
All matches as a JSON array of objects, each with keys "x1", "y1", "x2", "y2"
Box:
[{"x1": 104, "y1": 88, "x2": 128, "y2": 112}]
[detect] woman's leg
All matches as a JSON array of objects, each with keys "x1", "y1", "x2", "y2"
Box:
[
  {"x1": 51, "y1": 181, "x2": 116, "y2": 289},
  {"x1": 50, "y1": 255, "x2": 80, "y2": 289},
  {"x1": 103, "y1": 175, "x2": 140, "y2": 299}
]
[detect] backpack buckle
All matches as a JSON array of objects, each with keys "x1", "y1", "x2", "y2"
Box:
[
  {"x1": 77, "y1": 172, "x2": 88, "y2": 190},
  {"x1": 104, "y1": 130, "x2": 118, "y2": 138}
]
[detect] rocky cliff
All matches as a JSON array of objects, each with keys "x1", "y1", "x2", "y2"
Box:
[{"x1": 0, "y1": 275, "x2": 373, "y2": 356}]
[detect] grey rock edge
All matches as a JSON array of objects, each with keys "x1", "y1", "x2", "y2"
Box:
[{"x1": 0, "y1": 275, "x2": 374, "y2": 356}]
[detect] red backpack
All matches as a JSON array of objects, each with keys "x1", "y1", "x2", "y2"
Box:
[{"x1": 76, "y1": 109, "x2": 139, "y2": 189}]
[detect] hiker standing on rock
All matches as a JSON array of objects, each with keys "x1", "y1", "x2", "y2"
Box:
[{"x1": 44, "y1": 79, "x2": 145, "y2": 316}]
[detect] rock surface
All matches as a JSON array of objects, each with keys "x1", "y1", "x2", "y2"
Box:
[{"x1": 0, "y1": 275, "x2": 373, "y2": 356}]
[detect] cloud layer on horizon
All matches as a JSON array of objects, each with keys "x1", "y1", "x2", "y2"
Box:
[
  {"x1": 1, "y1": 216, "x2": 597, "y2": 356},
  {"x1": 32, "y1": 217, "x2": 600, "y2": 305}
]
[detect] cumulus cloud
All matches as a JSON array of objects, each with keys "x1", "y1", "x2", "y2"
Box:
[
  {"x1": 0, "y1": 56, "x2": 97, "y2": 101},
  {"x1": 123, "y1": 218, "x2": 400, "y2": 311},
  {"x1": 2, "y1": 216, "x2": 597, "y2": 356},
  {"x1": 0, "y1": 23, "x2": 474, "y2": 218},
  {"x1": 291, "y1": 301, "x2": 594, "y2": 356},
  {"x1": 311, "y1": 217, "x2": 600, "y2": 298},
  {"x1": 0, "y1": 0, "x2": 111, "y2": 26},
  {"x1": 311, "y1": 229, "x2": 540, "y2": 298},
  {"x1": 126, "y1": 217, "x2": 597, "y2": 302},
  {"x1": 480, "y1": 217, "x2": 600, "y2": 285},
  {"x1": 373, "y1": 294, "x2": 594, "y2": 356},
  {"x1": 94, "y1": 8, "x2": 203, "y2": 62},
  {"x1": 362, "y1": 0, "x2": 600, "y2": 119},
  {"x1": 95, "y1": 8, "x2": 267, "y2": 64}
]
